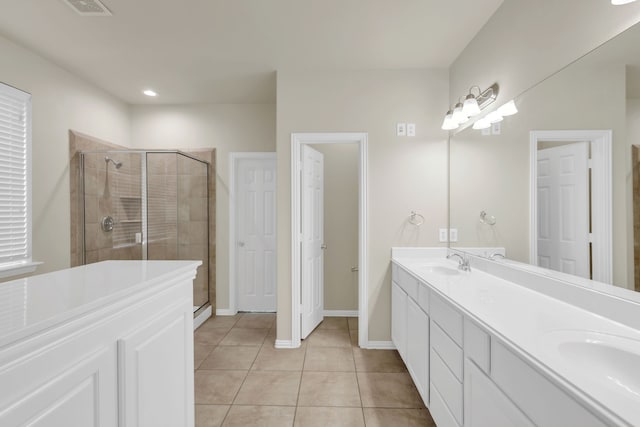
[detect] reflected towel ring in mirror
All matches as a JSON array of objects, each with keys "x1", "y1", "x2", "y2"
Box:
[
  {"x1": 409, "y1": 211, "x2": 425, "y2": 226},
  {"x1": 479, "y1": 211, "x2": 496, "y2": 226}
]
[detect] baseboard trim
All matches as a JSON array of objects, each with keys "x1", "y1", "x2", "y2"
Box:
[
  {"x1": 275, "y1": 339, "x2": 300, "y2": 349},
  {"x1": 323, "y1": 310, "x2": 358, "y2": 317},
  {"x1": 193, "y1": 306, "x2": 212, "y2": 330},
  {"x1": 215, "y1": 308, "x2": 237, "y2": 316},
  {"x1": 365, "y1": 340, "x2": 396, "y2": 350}
]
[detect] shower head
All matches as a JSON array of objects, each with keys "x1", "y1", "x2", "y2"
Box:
[{"x1": 105, "y1": 156, "x2": 122, "y2": 169}]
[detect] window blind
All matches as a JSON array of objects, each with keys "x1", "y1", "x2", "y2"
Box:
[{"x1": 0, "y1": 83, "x2": 31, "y2": 266}]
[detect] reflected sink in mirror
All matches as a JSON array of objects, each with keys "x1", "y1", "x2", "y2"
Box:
[{"x1": 541, "y1": 330, "x2": 640, "y2": 399}]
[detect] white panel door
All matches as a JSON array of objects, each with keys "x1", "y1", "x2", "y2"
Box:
[
  {"x1": 236, "y1": 156, "x2": 277, "y2": 312},
  {"x1": 301, "y1": 145, "x2": 324, "y2": 339},
  {"x1": 536, "y1": 142, "x2": 590, "y2": 278}
]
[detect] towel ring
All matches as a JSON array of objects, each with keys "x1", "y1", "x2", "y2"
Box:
[
  {"x1": 409, "y1": 211, "x2": 425, "y2": 226},
  {"x1": 479, "y1": 211, "x2": 496, "y2": 226}
]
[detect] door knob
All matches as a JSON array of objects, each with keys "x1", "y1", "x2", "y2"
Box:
[{"x1": 321, "y1": 244, "x2": 327, "y2": 250}]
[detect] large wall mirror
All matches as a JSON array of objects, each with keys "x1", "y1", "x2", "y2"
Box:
[{"x1": 449, "y1": 20, "x2": 640, "y2": 293}]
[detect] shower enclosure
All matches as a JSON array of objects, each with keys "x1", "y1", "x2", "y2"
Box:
[{"x1": 79, "y1": 150, "x2": 210, "y2": 314}]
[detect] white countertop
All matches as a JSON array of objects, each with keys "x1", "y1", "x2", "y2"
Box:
[
  {"x1": 392, "y1": 250, "x2": 640, "y2": 426},
  {"x1": 0, "y1": 260, "x2": 201, "y2": 348}
]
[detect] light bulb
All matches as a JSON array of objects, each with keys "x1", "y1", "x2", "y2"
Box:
[
  {"x1": 472, "y1": 118, "x2": 491, "y2": 130},
  {"x1": 486, "y1": 111, "x2": 503, "y2": 123},
  {"x1": 462, "y1": 94, "x2": 481, "y2": 117},
  {"x1": 441, "y1": 111, "x2": 459, "y2": 130},
  {"x1": 497, "y1": 100, "x2": 518, "y2": 116},
  {"x1": 451, "y1": 103, "x2": 468, "y2": 124}
]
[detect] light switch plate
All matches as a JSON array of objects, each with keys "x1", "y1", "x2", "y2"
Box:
[
  {"x1": 492, "y1": 122, "x2": 501, "y2": 135},
  {"x1": 439, "y1": 228, "x2": 448, "y2": 242},
  {"x1": 449, "y1": 228, "x2": 458, "y2": 242},
  {"x1": 407, "y1": 123, "x2": 416, "y2": 137},
  {"x1": 397, "y1": 123, "x2": 406, "y2": 136}
]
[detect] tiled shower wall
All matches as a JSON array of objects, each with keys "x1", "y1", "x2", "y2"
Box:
[{"x1": 83, "y1": 151, "x2": 143, "y2": 263}]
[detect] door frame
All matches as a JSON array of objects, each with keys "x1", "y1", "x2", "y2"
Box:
[
  {"x1": 291, "y1": 133, "x2": 368, "y2": 348},
  {"x1": 529, "y1": 130, "x2": 612, "y2": 283},
  {"x1": 229, "y1": 152, "x2": 277, "y2": 315}
]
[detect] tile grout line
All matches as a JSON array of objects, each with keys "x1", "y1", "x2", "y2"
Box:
[
  {"x1": 349, "y1": 326, "x2": 367, "y2": 426},
  {"x1": 292, "y1": 335, "x2": 309, "y2": 427}
]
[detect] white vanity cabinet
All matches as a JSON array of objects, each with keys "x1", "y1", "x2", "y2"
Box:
[
  {"x1": 391, "y1": 259, "x2": 612, "y2": 427},
  {"x1": 391, "y1": 264, "x2": 429, "y2": 403},
  {"x1": 0, "y1": 260, "x2": 200, "y2": 427}
]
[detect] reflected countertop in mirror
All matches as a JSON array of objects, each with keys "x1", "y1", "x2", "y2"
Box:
[{"x1": 449, "y1": 20, "x2": 640, "y2": 294}]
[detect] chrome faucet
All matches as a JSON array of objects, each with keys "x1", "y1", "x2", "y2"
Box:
[
  {"x1": 489, "y1": 252, "x2": 505, "y2": 261},
  {"x1": 447, "y1": 252, "x2": 471, "y2": 272}
]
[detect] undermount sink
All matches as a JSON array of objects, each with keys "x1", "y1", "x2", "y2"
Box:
[
  {"x1": 541, "y1": 330, "x2": 640, "y2": 398},
  {"x1": 417, "y1": 263, "x2": 460, "y2": 276}
]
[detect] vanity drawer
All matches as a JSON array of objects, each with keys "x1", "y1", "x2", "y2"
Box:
[
  {"x1": 491, "y1": 341, "x2": 607, "y2": 427},
  {"x1": 398, "y1": 267, "x2": 418, "y2": 300},
  {"x1": 431, "y1": 348, "x2": 463, "y2": 425},
  {"x1": 430, "y1": 381, "x2": 461, "y2": 427},
  {"x1": 464, "y1": 318, "x2": 490, "y2": 374},
  {"x1": 430, "y1": 293, "x2": 463, "y2": 346},
  {"x1": 431, "y1": 320, "x2": 463, "y2": 381},
  {"x1": 417, "y1": 281, "x2": 429, "y2": 313}
]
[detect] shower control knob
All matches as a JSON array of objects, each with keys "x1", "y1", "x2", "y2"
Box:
[{"x1": 101, "y1": 216, "x2": 115, "y2": 232}]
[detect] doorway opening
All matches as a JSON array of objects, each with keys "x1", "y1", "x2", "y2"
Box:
[
  {"x1": 290, "y1": 133, "x2": 368, "y2": 349},
  {"x1": 529, "y1": 130, "x2": 612, "y2": 283}
]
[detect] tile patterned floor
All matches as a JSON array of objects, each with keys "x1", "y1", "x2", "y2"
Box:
[{"x1": 194, "y1": 313, "x2": 437, "y2": 426}]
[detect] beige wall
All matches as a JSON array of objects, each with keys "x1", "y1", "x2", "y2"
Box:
[
  {"x1": 276, "y1": 69, "x2": 449, "y2": 342},
  {"x1": 0, "y1": 34, "x2": 131, "y2": 277},
  {"x1": 450, "y1": 0, "x2": 640, "y2": 108},
  {"x1": 311, "y1": 143, "x2": 359, "y2": 312},
  {"x1": 130, "y1": 104, "x2": 276, "y2": 310}
]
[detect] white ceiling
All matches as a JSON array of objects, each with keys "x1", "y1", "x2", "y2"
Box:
[{"x1": 0, "y1": 0, "x2": 503, "y2": 104}]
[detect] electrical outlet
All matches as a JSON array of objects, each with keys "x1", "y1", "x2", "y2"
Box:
[
  {"x1": 439, "y1": 228, "x2": 448, "y2": 242},
  {"x1": 449, "y1": 228, "x2": 458, "y2": 242},
  {"x1": 492, "y1": 122, "x2": 501, "y2": 135},
  {"x1": 407, "y1": 123, "x2": 416, "y2": 137},
  {"x1": 396, "y1": 123, "x2": 406, "y2": 136}
]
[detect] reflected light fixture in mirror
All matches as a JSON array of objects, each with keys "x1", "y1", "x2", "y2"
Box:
[
  {"x1": 462, "y1": 86, "x2": 483, "y2": 117},
  {"x1": 497, "y1": 100, "x2": 518, "y2": 116},
  {"x1": 611, "y1": 0, "x2": 637, "y2": 4},
  {"x1": 452, "y1": 102, "x2": 468, "y2": 125}
]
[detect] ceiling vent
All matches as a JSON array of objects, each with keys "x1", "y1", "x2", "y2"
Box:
[{"x1": 62, "y1": 0, "x2": 112, "y2": 16}]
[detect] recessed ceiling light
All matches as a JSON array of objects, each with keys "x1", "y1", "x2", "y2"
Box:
[{"x1": 143, "y1": 89, "x2": 157, "y2": 97}]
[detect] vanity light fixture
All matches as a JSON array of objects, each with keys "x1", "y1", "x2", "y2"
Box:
[
  {"x1": 611, "y1": 0, "x2": 637, "y2": 5},
  {"x1": 451, "y1": 102, "x2": 468, "y2": 125},
  {"x1": 441, "y1": 110, "x2": 459, "y2": 130},
  {"x1": 497, "y1": 99, "x2": 518, "y2": 116},
  {"x1": 143, "y1": 89, "x2": 157, "y2": 97},
  {"x1": 472, "y1": 118, "x2": 491, "y2": 130},
  {"x1": 441, "y1": 83, "x2": 499, "y2": 130},
  {"x1": 486, "y1": 110, "x2": 504, "y2": 124}
]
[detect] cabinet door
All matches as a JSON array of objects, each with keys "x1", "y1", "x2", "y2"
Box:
[
  {"x1": 0, "y1": 345, "x2": 118, "y2": 427},
  {"x1": 391, "y1": 281, "x2": 408, "y2": 361},
  {"x1": 465, "y1": 359, "x2": 534, "y2": 427},
  {"x1": 119, "y1": 304, "x2": 194, "y2": 427},
  {"x1": 407, "y1": 298, "x2": 429, "y2": 404}
]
